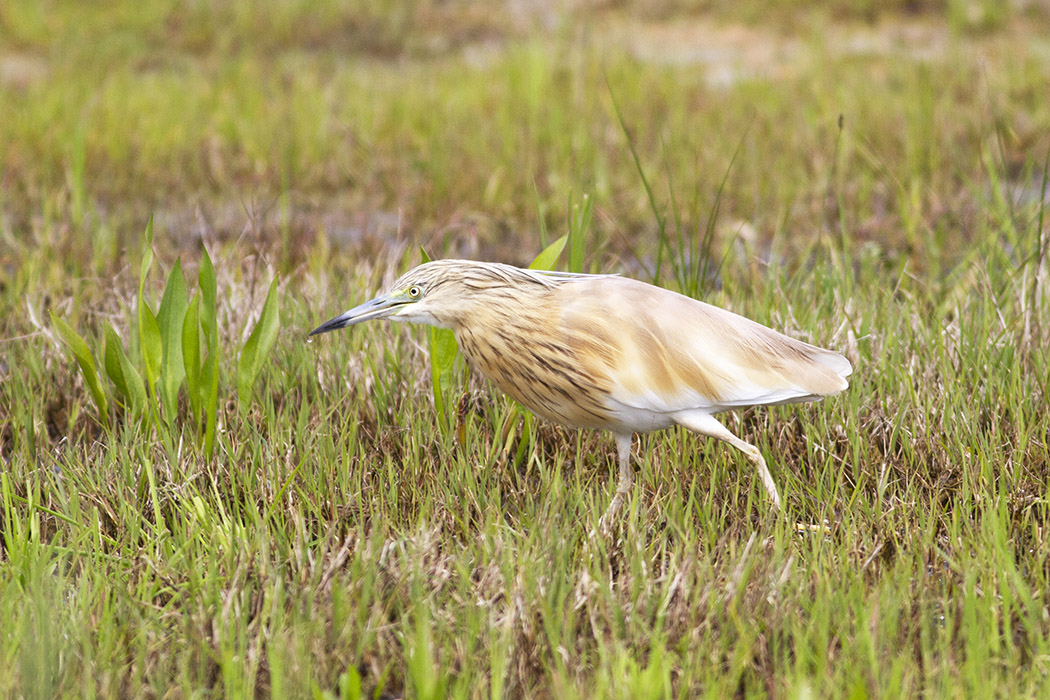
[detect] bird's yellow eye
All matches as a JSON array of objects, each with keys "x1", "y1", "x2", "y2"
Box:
[{"x1": 408, "y1": 285, "x2": 422, "y2": 298}]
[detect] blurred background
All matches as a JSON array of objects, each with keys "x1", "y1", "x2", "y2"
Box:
[{"x1": 3, "y1": 0, "x2": 1049, "y2": 275}]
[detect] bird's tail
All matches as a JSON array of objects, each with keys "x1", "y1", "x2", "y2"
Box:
[{"x1": 812, "y1": 349, "x2": 852, "y2": 390}]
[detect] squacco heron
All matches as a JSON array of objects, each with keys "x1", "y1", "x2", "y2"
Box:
[{"x1": 311, "y1": 260, "x2": 851, "y2": 523}]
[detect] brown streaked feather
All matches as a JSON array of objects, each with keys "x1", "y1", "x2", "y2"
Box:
[{"x1": 452, "y1": 287, "x2": 618, "y2": 430}]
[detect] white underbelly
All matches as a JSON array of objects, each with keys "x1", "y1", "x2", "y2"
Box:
[{"x1": 600, "y1": 400, "x2": 680, "y2": 434}]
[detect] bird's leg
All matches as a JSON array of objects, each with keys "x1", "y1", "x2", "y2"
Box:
[
  {"x1": 674, "y1": 412, "x2": 782, "y2": 511},
  {"x1": 720, "y1": 432, "x2": 781, "y2": 511},
  {"x1": 597, "y1": 433, "x2": 634, "y2": 535}
]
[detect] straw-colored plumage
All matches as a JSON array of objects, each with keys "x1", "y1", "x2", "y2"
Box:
[{"x1": 311, "y1": 259, "x2": 852, "y2": 526}]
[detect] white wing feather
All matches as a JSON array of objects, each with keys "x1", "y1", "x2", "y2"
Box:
[{"x1": 559, "y1": 276, "x2": 851, "y2": 419}]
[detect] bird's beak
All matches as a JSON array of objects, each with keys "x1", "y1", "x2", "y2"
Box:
[{"x1": 309, "y1": 294, "x2": 405, "y2": 336}]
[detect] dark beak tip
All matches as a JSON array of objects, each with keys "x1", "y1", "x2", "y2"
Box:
[
  {"x1": 308, "y1": 321, "x2": 340, "y2": 337},
  {"x1": 307, "y1": 296, "x2": 394, "y2": 340}
]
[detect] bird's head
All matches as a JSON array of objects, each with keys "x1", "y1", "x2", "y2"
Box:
[{"x1": 309, "y1": 259, "x2": 551, "y2": 337}]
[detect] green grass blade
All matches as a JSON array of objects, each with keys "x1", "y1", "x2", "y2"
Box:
[
  {"x1": 338, "y1": 667, "x2": 362, "y2": 700},
  {"x1": 606, "y1": 75, "x2": 665, "y2": 280},
  {"x1": 533, "y1": 179, "x2": 549, "y2": 248},
  {"x1": 237, "y1": 275, "x2": 281, "y2": 407},
  {"x1": 69, "y1": 123, "x2": 86, "y2": 226},
  {"x1": 201, "y1": 345, "x2": 219, "y2": 457},
  {"x1": 406, "y1": 609, "x2": 446, "y2": 700},
  {"x1": 568, "y1": 193, "x2": 591, "y2": 273},
  {"x1": 137, "y1": 217, "x2": 161, "y2": 401},
  {"x1": 50, "y1": 311, "x2": 108, "y2": 427}
]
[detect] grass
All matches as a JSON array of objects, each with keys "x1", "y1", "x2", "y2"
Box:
[{"x1": 2, "y1": 1, "x2": 1050, "y2": 698}]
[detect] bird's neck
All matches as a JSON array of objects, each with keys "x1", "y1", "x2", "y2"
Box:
[{"x1": 445, "y1": 283, "x2": 553, "y2": 334}]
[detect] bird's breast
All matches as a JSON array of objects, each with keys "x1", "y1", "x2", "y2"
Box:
[{"x1": 452, "y1": 313, "x2": 622, "y2": 431}]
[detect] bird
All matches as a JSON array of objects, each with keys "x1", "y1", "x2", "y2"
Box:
[{"x1": 310, "y1": 259, "x2": 852, "y2": 528}]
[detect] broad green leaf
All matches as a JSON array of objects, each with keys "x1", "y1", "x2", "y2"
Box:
[
  {"x1": 198, "y1": 249, "x2": 219, "y2": 458},
  {"x1": 428, "y1": 326, "x2": 457, "y2": 421},
  {"x1": 419, "y1": 245, "x2": 458, "y2": 423},
  {"x1": 138, "y1": 300, "x2": 162, "y2": 394},
  {"x1": 157, "y1": 258, "x2": 188, "y2": 419},
  {"x1": 431, "y1": 328, "x2": 458, "y2": 371},
  {"x1": 104, "y1": 325, "x2": 146, "y2": 417},
  {"x1": 528, "y1": 234, "x2": 567, "y2": 271},
  {"x1": 182, "y1": 294, "x2": 201, "y2": 425},
  {"x1": 237, "y1": 276, "x2": 281, "y2": 407},
  {"x1": 199, "y1": 247, "x2": 217, "y2": 345},
  {"x1": 120, "y1": 349, "x2": 147, "y2": 419},
  {"x1": 104, "y1": 327, "x2": 130, "y2": 400},
  {"x1": 51, "y1": 312, "x2": 108, "y2": 426}
]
